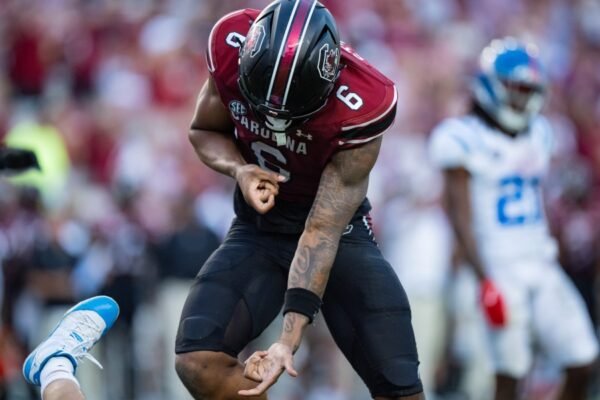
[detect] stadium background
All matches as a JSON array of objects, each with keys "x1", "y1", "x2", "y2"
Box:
[{"x1": 0, "y1": 0, "x2": 599, "y2": 399}]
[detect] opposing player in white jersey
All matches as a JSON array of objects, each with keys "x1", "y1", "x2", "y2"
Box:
[{"x1": 429, "y1": 37, "x2": 598, "y2": 400}]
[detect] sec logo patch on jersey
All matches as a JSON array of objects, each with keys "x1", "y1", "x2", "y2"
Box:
[{"x1": 229, "y1": 101, "x2": 247, "y2": 118}]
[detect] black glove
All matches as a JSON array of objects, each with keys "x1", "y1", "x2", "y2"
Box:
[{"x1": 0, "y1": 147, "x2": 40, "y2": 172}]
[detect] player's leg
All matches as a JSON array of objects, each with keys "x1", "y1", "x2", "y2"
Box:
[
  {"x1": 176, "y1": 351, "x2": 268, "y2": 400},
  {"x1": 22, "y1": 296, "x2": 120, "y2": 400},
  {"x1": 559, "y1": 365, "x2": 594, "y2": 400},
  {"x1": 321, "y1": 217, "x2": 424, "y2": 399},
  {"x1": 174, "y1": 220, "x2": 287, "y2": 400},
  {"x1": 532, "y1": 262, "x2": 599, "y2": 400},
  {"x1": 484, "y1": 265, "x2": 532, "y2": 400},
  {"x1": 493, "y1": 375, "x2": 518, "y2": 400},
  {"x1": 42, "y1": 378, "x2": 84, "y2": 400}
]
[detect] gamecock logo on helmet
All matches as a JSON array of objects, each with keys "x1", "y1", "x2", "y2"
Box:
[
  {"x1": 318, "y1": 44, "x2": 339, "y2": 82},
  {"x1": 244, "y1": 24, "x2": 266, "y2": 58}
]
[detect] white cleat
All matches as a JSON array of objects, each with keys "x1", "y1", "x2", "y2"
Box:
[{"x1": 23, "y1": 296, "x2": 120, "y2": 386}]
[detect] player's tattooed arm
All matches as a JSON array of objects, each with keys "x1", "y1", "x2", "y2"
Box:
[
  {"x1": 189, "y1": 75, "x2": 283, "y2": 214},
  {"x1": 239, "y1": 137, "x2": 381, "y2": 398},
  {"x1": 240, "y1": 137, "x2": 381, "y2": 396},
  {"x1": 280, "y1": 136, "x2": 383, "y2": 351},
  {"x1": 444, "y1": 168, "x2": 487, "y2": 281}
]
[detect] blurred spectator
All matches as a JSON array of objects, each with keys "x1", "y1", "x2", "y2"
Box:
[
  {"x1": 5, "y1": 110, "x2": 70, "y2": 210},
  {"x1": 152, "y1": 196, "x2": 220, "y2": 399}
]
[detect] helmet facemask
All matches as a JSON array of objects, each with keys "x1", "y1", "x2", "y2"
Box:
[
  {"x1": 264, "y1": 115, "x2": 293, "y2": 132},
  {"x1": 491, "y1": 78, "x2": 546, "y2": 132}
]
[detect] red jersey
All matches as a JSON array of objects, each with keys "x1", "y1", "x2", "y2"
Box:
[{"x1": 206, "y1": 9, "x2": 397, "y2": 232}]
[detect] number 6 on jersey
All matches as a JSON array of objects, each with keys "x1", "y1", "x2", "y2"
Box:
[{"x1": 336, "y1": 85, "x2": 363, "y2": 110}]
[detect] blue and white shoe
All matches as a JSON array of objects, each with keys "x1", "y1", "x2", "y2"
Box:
[{"x1": 23, "y1": 296, "x2": 119, "y2": 386}]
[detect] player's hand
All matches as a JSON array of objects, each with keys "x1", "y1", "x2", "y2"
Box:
[
  {"x1": 480, "y1": 279, "x2": 507, "y2": 328},
  {"x1": 238, "y1": 342, "x2": 298, "y2": 396},
  {"x1": 234, "y1": 164, "x2": 285, "y2": 214}
]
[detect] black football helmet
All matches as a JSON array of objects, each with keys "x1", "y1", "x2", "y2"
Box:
[{"x1": 238, "y1": 0, "x2": 341, "y2": 122}]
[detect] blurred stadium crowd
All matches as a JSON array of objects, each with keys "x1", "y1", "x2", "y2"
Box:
[{"x1": 0, "y1": 0, "x2": 599, "y2": 399}]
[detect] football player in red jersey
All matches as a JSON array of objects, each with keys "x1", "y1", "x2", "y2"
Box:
[{"x1": 175, "y1": 1, "x2": 424, "y2": 399}]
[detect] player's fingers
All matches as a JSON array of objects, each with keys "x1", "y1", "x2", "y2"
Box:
[
  {"x1": 242, "y1": 356, "x2": 265, "y2": 382},
  {"x1": 244, "y1": 367, "x2": 263, "y2": 383},
  {"x1": 246, "y1": 187, "x2": 270, "y2": 211},
  {"x1": 255, "y1": 179, "x2": 279, "y2": 198},
  {"x1": 246, "y1": 195, "x2": 262, "y2": 212},
  {"x1": 262, "y1": 181, "x2": 279, "y2": 196},
  {"x1": 243, "y1": 351, "x2": 268, "y2": 365},
  {"x1": 284, "y1": 358, "x2": 298, "y2": 378},
  {"x1": 250, "y1": 191, "x2": 275, "y2": 214},
  {"x1": 238, "y1": 374, "x2": 277, "y2": 396},
  {"x1": 256, "y1": 177, "x2": 277, "y2": 187},
  {"x1": 255, "y1": 193, "x2": 272, "y2": 212},
  {"x1": 256, "y1": 169, "x2": 285, "y2": 185},
  {"x1": 262, "y1": 194, "x2": 275, "y2": 212},
  {"x1": 257, "y1": 188, "x2": 271, "y2": 203},
  {"x1": 255, "y1": 187, "x2": 277, "y2": 206},
  {"x1": 262, "y1": 169, "x2": 285, "y2": 183}
]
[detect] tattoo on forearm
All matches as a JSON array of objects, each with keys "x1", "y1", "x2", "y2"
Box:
[
  {"x1": 287, "y1": 138, "x2": 381, "y2": 298},
  {"x1": 284, "y1": 314, "x2": 295, "y2": 333},
  {"x1": 280, "y1": 138, "x2": 382, "y2": 349},
  {"x1": 288, "y1": 238, "x2": 335, "y2": 291},
  {"x1": 281, "y1": 313, "x2": 304, "y2": 352}
]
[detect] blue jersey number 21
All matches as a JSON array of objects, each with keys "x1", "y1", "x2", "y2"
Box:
[{"x1": 497, "y1": 176, "x2": 542, "y2": 225}]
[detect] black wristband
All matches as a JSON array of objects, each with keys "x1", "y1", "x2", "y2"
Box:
[{"x1": 282, "y1": 288, "x2": 322, "y2": 324}]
